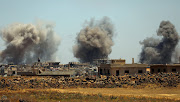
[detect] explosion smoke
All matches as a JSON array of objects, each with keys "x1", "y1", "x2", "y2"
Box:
[
  {"x1": 73, "y1": 17, "x2": 114, "y2": 63},
  {"x1": 0, "y1": 21, "x2": 60, "y2": 64},
  {"x1": 139, "y1": 21, "x2": 179, "y2": 64}
]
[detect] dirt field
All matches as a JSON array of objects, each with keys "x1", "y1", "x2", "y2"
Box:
[
  {"x1": 0, "y1": 87, "x2": 179, "y2": 101},
  {"x1": 58, "y1": 87, "x2": 180, "y2": 100}
]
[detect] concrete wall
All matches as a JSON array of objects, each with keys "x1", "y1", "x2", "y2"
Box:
[
  {"x1": 110, "y1": 67, "x2": 146, "y2": 76},
  {"x1": 167, "y1": 66, "x2": 180, "y2": 73},
  {"x1": 17, "y1": 72, "x2": 35, "y2": 76},
  {"x1": 150, "y1": 66, "x2": 167, "y2": 74},
  {"x1": 98, "y1": 64, "x2": 110, "y2": 75},
  {"x1": 98, "y1": 64, "x2": 148, "y2": 76},
  {"x1": 111, "y1": 59, "x2": 125, "y2": 65},
  {"x1": 150, "y1": 65, "x2": 180, "y2": 74}
]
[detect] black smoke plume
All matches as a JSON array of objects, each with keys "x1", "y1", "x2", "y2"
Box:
[
  {"x1": 139, "y1": 21, "x2": 179, "y2": 64},
  {"x1": 0, "y1": 21, "x2": 60, "y2": 64},
  {"x1": 73, "y1": 17, "x2": 114, "y2": 63}
]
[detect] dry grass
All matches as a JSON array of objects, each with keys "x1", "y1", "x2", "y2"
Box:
[
  {"x1": 60, "y1": 87, "x2": 180, "y2": 100},
  {"x1": 0, "y1": 87, "x2": 179, "y2": 102},
  {"x1": 45, "y1": 85, "x2": 180, "y2": 100}
]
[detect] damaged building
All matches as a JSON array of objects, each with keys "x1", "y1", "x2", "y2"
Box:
[
  {"x1": 98, "y1": 58, "x2": 149, "y2": 76},
  {"x1": 150, "y1": 64, "x2": 180, "y2": 74}
]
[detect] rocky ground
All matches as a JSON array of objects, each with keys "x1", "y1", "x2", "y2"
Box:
[{"x1": 0, "y1": 72, "x2": 179, "y2": 90}]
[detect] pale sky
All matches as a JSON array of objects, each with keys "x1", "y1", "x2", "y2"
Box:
[{"x1": 0, "y1": 0, "x2": 180, "y2": 64}]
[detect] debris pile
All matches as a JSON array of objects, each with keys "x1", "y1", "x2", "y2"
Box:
[{"x1": 0, "y1": 73, "x2": 179, "y2": 90}]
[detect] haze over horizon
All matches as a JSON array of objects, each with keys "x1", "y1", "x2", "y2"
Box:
[{"x1": 0, "y1": 0, "x2": 180, "y2": 64}]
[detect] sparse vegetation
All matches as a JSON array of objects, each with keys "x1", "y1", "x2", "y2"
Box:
[{"x1": 0, "y1": 89, "x2": 179, "y2": 102}]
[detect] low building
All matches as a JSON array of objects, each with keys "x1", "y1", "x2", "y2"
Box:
[
  {"x1": 69, "y1": 62, "x2": 79, "y2": 67},
  {"x1": 17, "y1": 72, "x2": 35, "y2": 76},
  {"x1": 48, "y1": 62, "x2": 60, "y2": 68},
  {"x1": 38, "y1": 70, "x2": 76, "y2": 77},
  {"x1": 0, "y1": 65, "x2": 6, "y2": 76},
  {"x1": 61, "y1": 62, "x2": 90, "y2": 68},
  {"x1": 93, "y1": 59, "x2": 110, "y2": 66},
  {"x1": 33, "y1": 62, "x2": 43, "y2": 67},
  {"x1": 150, "y1": 64, "x2": 180, "y2": 73},
  {"x1": 98, "y1": 58, "x2": 149, "y2": 76},
  {"x1": 33, "y1": 58, "x2": 60, "y2": 69},
  {"x1": 7, "y1": 65, "x2": 17, "y2": 76}
]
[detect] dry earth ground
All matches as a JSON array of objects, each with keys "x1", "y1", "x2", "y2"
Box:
[
  {"x1": 58, "y1": 87, "x2": 180, "y2": 100},
  {"x1": 0, "y1": 86, "x2": 179, "y2": 101}
]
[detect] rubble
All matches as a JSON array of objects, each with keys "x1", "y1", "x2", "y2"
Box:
[{"x1": 0, "y1": 72, "x2": 179, "y2": 90}]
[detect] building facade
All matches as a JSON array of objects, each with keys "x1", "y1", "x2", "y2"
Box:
[
  {"x1": 150, "y1": 64, "x2": 180, "y2": 73},
  {"x1": 98, "y1": 58, "x2": 149, "y2": 76}
]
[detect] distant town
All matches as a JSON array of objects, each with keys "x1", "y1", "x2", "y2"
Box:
[{"x1": 1, "y1": 57, "x2": 179, "y2": 77}]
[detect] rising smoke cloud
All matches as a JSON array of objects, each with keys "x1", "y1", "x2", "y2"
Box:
[
  {"x1": 73, "y1": 17, "x2": 114, "y2": 63},
  {"x1": 0, "y1": 21, "x2": 60, "y2": 64},
  {"x1": 139, "y1": 21, "x2": 179, "y2": 64}
]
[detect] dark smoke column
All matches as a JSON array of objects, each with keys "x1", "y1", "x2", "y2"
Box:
[
  {"x1": 139, "y1": 21, "x2": 179, "y2": 64},
  {"x1": 73, "y1": 17, "x2": 114, "y2": 63},
  {"x1": 0, "y1": 22, "x2": 60, "y2": 64}
]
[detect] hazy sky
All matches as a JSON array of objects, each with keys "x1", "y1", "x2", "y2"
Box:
[{"x1": 0, "y1": 0, "x2": 180, "y2": 64}]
